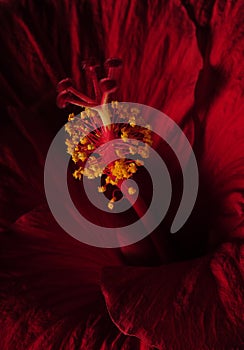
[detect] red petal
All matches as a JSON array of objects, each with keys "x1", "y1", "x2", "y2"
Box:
[
  {"x1": 0, "y1": 207, "x2": 141, "y2": 349},
  {"x1": 101, "y1": 240, "x2": 244, "y2": 349}
]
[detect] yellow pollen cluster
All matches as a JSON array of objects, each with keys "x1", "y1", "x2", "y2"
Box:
[
  {"x1": 98, "y1": 186, "x2": 106, "y2": 193},
  {"x1": 107, "y1": 201, "x2": 114, "y2": 210},
  {"x1": 65, "y1": 102, "x2": 153, "y2": 209},
  {"x1": 73, "y1": 165, "x2": 103, "y2": 180},
  {"x1": 107, "y1": 196, "x2": 118, "y2": 210},
  {"x1": 128, "y1": 187, "x2": 136, "y2": 195},
  {"x1": 68, "y1": 113, "x2": 75, "y2": 121},
  {"x1": 110, "y1": 159, "x2": 136, "y2": 180}
]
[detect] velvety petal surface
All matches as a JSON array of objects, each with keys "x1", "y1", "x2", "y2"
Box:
[
  {"x1": 0, "y1": 207, "x2": 152, "y2": 349},
  {"x1": 0, "y1": 0, "x2": 243, "y2": 349},
  {"x1": 101, "y1": 239, "x2": 244, "y2": 349},
  {"x1": 101, "y1": 1, "x2": 244, "y2": 348},
  {"x1": 0, "y1": 0, "x2": 202, "y2": 262}
]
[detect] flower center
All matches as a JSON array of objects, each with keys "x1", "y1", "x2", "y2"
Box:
[{"x1": 57, "y1": 59, "x2": 153, "y2": 209}]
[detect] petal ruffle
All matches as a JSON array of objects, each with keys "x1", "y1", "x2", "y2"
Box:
[
  {"x1": 101, "y1": 240, "x2": 244, "y2": 349},
  {"x1": 0, "y1": 207, "x2": 153, "y2": 349},
  {"x1": 1, "y1": 0, "x2": 244, "y2": 349}
]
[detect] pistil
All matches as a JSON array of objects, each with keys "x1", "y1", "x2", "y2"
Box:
[{"x1": 57, "y1": 59, "x2": 152, "y2": 210}]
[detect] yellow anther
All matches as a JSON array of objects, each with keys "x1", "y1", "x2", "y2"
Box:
[
  {"x1": 73, "y1": 167, "x2": 83, "y2": 180},
  {"x1": 105, "y1": 176, "x2": 117, "y2": 185},
  {"x1": 128, "y1": 163, "x2": 137, "y2": 173},
  {"x1": 143, "y1": 137, "x2": 153, "y2": 146},
  {"x1": 68, "y1": 113, "x2": 75, "y2": 121},
  {"x1": 80, "y1": 137, "x2": 88, "y2": 144},
  {"x1": 83, "y1": 168, "x2": 95, "y2": 179},
  {"x1": 78, "y1": 152, "x2": 87, "y2": 162},
  {"x1": 87, "y1": 144, "x2": 94, "y2": 150},
  {"x1": 128, "y1": 116, "x2": 136, "y2": 127},
  {"x1": 111, "y1": 101, "x2": 119, "y2": 109},
  {"x1": 65, "y1": 139, "x2": 75, "y2": 155},
  {"x1": 65, "y1": 124, "x2": 72, "y2": 135},
  {"x1": 138, "y1": 146, "x2": 149, "y2": 158},
  {"x1": 135, "y1": 159, "x2": 144, "y2": 166},
  {"x1": 115, "y1": 149, "x2": 125, "y2": 157},
  {"x1": 72, "y1": 153, "x2": 79, "y2": 163},
  {"x1": 128, "y1": 187, "x2": 136, "y2": 195},
  {"x1": 129, "y1": 146, "x2": 137, "y2": 155},
  {"x1": 85, "y1": 108, "x2": 91, "y2": 117},
  {"x1": 121, "y1": 130, "x2": 129, "y2": 141},
  {"x1": 80, "y1": 111, "x2": 87, "y2": 119},
  {"x1": 98, "y1": 186, "x2": 106, "y2": 193},
  {"x1": 108, "y1": 202, "x2": 114, "y2": 210}
]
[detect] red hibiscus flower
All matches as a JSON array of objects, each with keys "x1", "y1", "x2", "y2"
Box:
[{"x1": 0, "y1": 1, "x2": 243, "y2": 349}]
